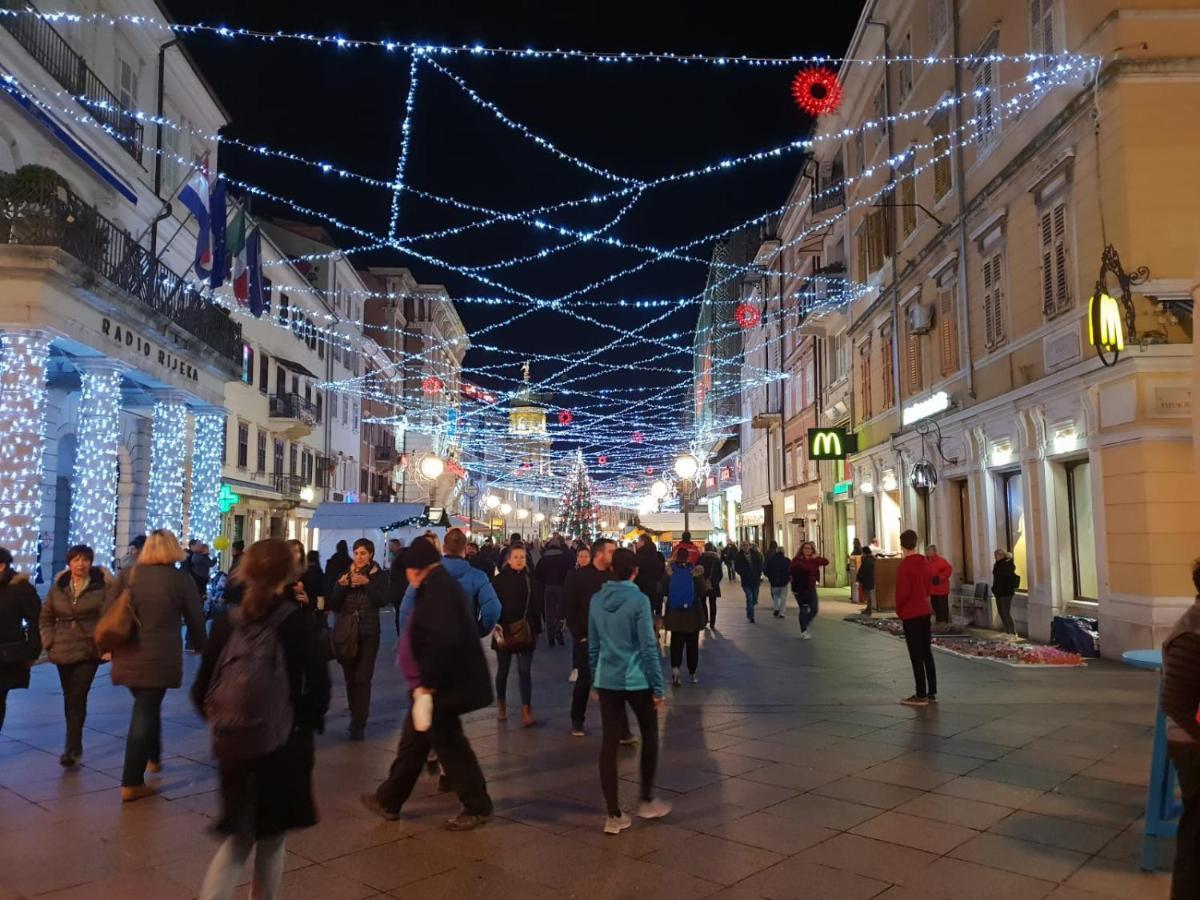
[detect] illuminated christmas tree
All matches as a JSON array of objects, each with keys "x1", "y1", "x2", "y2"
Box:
[{"x1": 559, "y1": 450, "x2": 597, "y2": 539}]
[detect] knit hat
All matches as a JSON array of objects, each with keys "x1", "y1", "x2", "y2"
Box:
[{"x1": 404, "y1": 539, "x2": 440, "y2": 570}]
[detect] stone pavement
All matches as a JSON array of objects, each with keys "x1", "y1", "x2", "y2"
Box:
[{"x1": 0, "y1": 580, "x2": 1175, "y2": 899}]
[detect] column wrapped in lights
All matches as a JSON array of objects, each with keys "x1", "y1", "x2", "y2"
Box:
[
  {"x1": 188, "y1": 413, "x2": 224, "y2": 546},
  {"x1": 0, "y1": 332, "x2": 51, "y2": 572},
  {"x1": 147, "y1": 400, "x2": 188, "y2": 537},
  {"x1": 68, "y1": 365, "x2": 122, "y2": 568}
]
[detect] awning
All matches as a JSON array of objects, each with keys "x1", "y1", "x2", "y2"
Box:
[
  {"x1": 273, "y1": 356, "x2": 318, "y2": 379},
  {"x1": 307, "y1": 502, "x2": 425, "y2": 530}
]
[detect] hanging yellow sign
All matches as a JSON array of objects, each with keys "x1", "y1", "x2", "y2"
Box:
[{"x1": 1089, "y1": 292, "x2": 1124, "y2": 352}]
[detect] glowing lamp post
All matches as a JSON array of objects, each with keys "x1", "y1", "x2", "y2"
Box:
[
  {"x1": 485, "y1": 494, "x2": 500, "y2": 540},
  {"x1": 673, "y1": 452, "x2": 700, "y2": 535}
]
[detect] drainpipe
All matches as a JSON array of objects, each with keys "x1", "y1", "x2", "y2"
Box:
[
  {"x1": 951, "y1": 0, "x2": 976, "y2": 399},
  {"x1": 149, "y1": 38, "x2": 177, "y2": 261}
]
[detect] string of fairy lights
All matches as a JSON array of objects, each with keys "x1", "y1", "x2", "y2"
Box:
[{"x1": 0, "y1": 9, "x2": 1102, "y2": 525}]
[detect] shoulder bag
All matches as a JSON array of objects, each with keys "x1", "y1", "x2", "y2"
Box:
[
  {"x1": 493, "y1": 574, "x2": 535, "y2": 653},
  {"x1": 94, "y1": 570, "x2": 140, "y2": 653}
]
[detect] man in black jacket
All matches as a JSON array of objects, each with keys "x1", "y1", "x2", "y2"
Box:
[
  {"x1": 535, "y1": 535, "x2": 573, "y2": 646},
  {"x1": 363, "y1": 540, "x2": 494, "y2": 830},
  {"x1": 634, "y1": 535, "x2": 667, "y2": 618}
]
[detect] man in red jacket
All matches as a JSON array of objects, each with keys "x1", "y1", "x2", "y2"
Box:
[
  {"x1": 925, "y1": 545, "x2": 952, "y2": 625},
  {"x1": 895, "y1": 529, "x2": 937, "y2": 707}
]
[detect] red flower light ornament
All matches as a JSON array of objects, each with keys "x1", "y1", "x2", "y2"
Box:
[{"x1": 791, "y1": 67, "x2": 844, "y2": 117}]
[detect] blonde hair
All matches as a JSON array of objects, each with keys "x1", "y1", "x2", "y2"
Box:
[{"x1": 139, "y1": 529, "x2": 186, "y2": 566}]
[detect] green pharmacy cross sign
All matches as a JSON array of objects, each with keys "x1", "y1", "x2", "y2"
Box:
[{"x1": 218, "y1": 484, "x2": 241, "y2": 514}]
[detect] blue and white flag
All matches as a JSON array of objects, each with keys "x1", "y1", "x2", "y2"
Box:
[{"x1": 179, "y1": 165, "x2": 212, "y2": 280}]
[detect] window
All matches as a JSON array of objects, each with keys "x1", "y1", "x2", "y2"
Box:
[
  {"x1": 954, "y1": 479, "x2": 974, "y2": 578},
  {"x1": 1029, "y1": 0, "x2": 1057, "y2": 68},
  {"x1": 858, "y1": 341, "x2": 873, "y2": 421},
  {"x1": 160, "y1": 109, "x2": 180, "y2": 191},
  {"x1": 872, "y1": 80, "x2": 887, "y2": 150},
  {"x1": 278, "y1": 293, "x2": 290, "y2": 327},
  {"x1": 273, "y1": 439, "x2": 285, "y2": 475},
  {"x1": 1066, "y1": 460, "x2": 1099, "y2": 600},
  {"x1": 289, "y1": 443, "x2": 298, "y2": 475},
  {"x1": 784, "y1": 448, "x2": 792, "y2": 485},
  {"x1": 241, "y1": 344, "x2": 253, "y2": 384},
  {"x1": 928, "y1": 0, "x2": 950, "y2": 51},
  {"x1": 864, "y1": 208, "x2": 892, "y2": 273},
  {"x1": 342, "y1": 395, "x2": 349, "y2": 426},
  {"x1": 898, "y1": 33, "x2": 914, "y2": 103},
  {"x1": 931, "y1": 110, "x2": 953, "y2": 201},
  {"x1": 353, "y1": 403, "x2": 360, "y2": 433},
  {"x1": 853, "y1": 129, "x2": 865, "y2": 175},
  {"x1": 827, "y1": 331, "x2": 850, "y2": 383},
  {"x1": 303, "y1": 451, "x2": 314, "y2": 484},
  {"x1": 1001, "y1": 470, "x2": 1027, "y2": 591},
  {"x1": 256, "y1": 429, "x2": 267, "y2": 473},
  {"x1": 938, "y1": 280, "x2": 959, "y2": 375},
  {"x1": 898, "y1": 152, "x2": 917, "y2": 238},
  {"x1": 116, "y1": 55, "x2": 139, "y2": 110},
  {"x1": 236, "y1": 423, "x2": 249, "y2": 468},
  {"x1": 1040, "y1": 200, "x2": 1073, "y2": 318},
  {"x1": 880, "y1": 326, "x2": 896, "y2": 410},
  {"x1": 982, "y1": 250, "x2": 1007, "y2": 348},
  {"x1": 972, "y1": 39, "x2": 1000, "y2": 149},
  {"x1": 261, "y1": 277, "x2": 272, "y2": 318},
  {"x1": 316, "y1": 393, "x2": 323, "y2": 423},
  {"x1": 258, "y1": 352, "x2": 269, "y2": 394},
  {"x1": 906, "y1": 309, "x2": 924, "y2": 397}
]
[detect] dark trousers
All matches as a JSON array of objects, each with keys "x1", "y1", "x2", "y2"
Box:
[
  {"x1": 706, "y1": 591, "x2": 718, "y2": 628},
  {"x1": 1169, "y1": 742, "x2": 1200, "y2": 900},
  {"x1": 340, "y1": 632, "x2": 380, "y2": 730},
  {"x1": 901, "y1": 614, "x2": 937, "y2": 698},
  {"x1": 0, "y1": 687, "x2": 8, "y2": 731},
  {"x1": 56, "y1": 660, "x2": 99, "y2": 755},
  {"x1": 796, "y1": 587, "x2": 818, "y2": 631},
  {"x1": 598, "y1": 689, "x2": 658, "y2": 817},
  {"x1": 572, "y1": 640, "x2": 630, "y2": 735},
  {"x1": 725, "y1": 562, "x2": 735, "y2": 581},
  {"x1": 931, "y1": 594, "x2": 950, "y2": 624},
  {"x1": 495, "y1": 649, "x2": 533, "y2": 706},
  {"x1": 995, "y1": 596, "x2": 1016, "y2": 634},
  {"x1": 122, "y1": 687, "x2": 166, "y2": 786},
  {"x1": 376, "y1": 709, "x2": 492, "y2": 817},
  {"x1": 544, "y1": 586, "x2": 564, "y2": 645},
  {"x1": 669, "y1": 631, "x2": 699, "y2": 674}
]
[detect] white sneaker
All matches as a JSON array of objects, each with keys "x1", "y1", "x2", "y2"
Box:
[
  {"x1": 671, "y1": 668, "x2": 681, "y2": 687},
  {"x1": 689, "y1": 673, "x2": 699, "y2": 684},
  {"x1": 604, "y1": 812, "x2": 632, "y2": 834},
  {"x1": 568, "y1": 668, "x2": 578, "y2": 683},
  {"x1": 801, "y1": 631, "x2": 813, "y2": 640},
  {"x1": 636, "y1": 798, "x2": 672, "y2": 820}
]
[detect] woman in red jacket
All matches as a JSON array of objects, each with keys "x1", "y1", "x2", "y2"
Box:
[{"x1": 789, "y1": 542, "x2": 828, "y2": 640}]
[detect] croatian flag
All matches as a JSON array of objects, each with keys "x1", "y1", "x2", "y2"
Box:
[{"x1": 179, "y1": 164, "x2": 212, "y2": 280}]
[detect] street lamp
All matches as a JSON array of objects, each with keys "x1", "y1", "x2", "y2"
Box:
[
  {"x1": 674, "y1": 452, "x2": 701, "y2": 535},
  {"x1": 485, "y1": 494, "x2": 501, "y2": 540},
  {"x1": 650, "y1": 480, "x2": 670, "y2": 500},
  {"x1": 419, "y1": 455, "x2": 445, "y2": 480},
  {"x1": 674, "y1": 452, "x2": 700, "y2": 481},
  {"x1": 534, "y1": 511, "x2": 546, "y2": 540},
  {"x1": 500, "y1": 502, "x2": 512, "y2": 538}
]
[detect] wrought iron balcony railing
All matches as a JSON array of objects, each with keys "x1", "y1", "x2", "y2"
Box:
[{"x1": 269, "y1": 393, "x2": 319, "y2": 426}]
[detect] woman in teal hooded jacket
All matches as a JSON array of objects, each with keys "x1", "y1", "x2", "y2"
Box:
[{"x1": 587, "y1": 548, "x2": 670, "y2": 834}]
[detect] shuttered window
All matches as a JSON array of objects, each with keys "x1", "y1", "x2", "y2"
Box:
[
  {"x1": 928, "y1": 0, "x2": 950, "y2": 51},
  {"x1": 1029, "y1": 0, "x2": 1056, "y2": 72},
  {"x1": 972, "y1": 49, "x2": 999, "y2": 148},
  {"x1": 880, "y1": 330, "x2": 896, "y2": 410},
  {"x1": 939, "y1": 285, "x2": 959, "y2": 375},
  {"x1": 906, "y1": 318, "x2": 924, "y2": 397},
  {"x1": 899, "y1": 154, "x2": 917, "y2": 238},
  {"x1": 1040, "y1": 200, "x2": 1072, "y2": 317},
  {"x1": 983, "y1": 252, "x2": 1007, "y2": 348},
  {"x1": 859, "y1": 341, "x2": 872, "y2": 421},
  {"x1": 864, "y1": 208, "x2": 892, "y2": 274},
  {"x1": 931, "y1": 111, "x2": 953, "y2": 201}
]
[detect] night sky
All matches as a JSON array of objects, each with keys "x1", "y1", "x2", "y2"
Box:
[{"x1": 161, "y1": 0, "x2": 864, "y2": 489}]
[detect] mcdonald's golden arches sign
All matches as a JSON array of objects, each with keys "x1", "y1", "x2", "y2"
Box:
[{"x1": 808, "y1": 428, "x2": 857, "y2": 460}]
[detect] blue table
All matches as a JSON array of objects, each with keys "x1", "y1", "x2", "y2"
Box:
[{"x1": 1123, "y1": 649, "x2": 1181, "y2": 871}]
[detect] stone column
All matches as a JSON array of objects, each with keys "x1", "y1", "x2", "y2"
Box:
[
  {"x1": 68, "y1": 362, "x2": 124, "y2": 568},
  {"x1": 188, "y1": 410, "x2": 225, "y2": 546},
  {"x1": 0, "y1": 331, "x2": 52, "y2": 572},
  {"x1": 146, "y1": 395, "x2": 188, "y2": 538}
]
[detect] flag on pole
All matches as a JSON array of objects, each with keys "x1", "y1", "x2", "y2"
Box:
[
  {"x1": 228, "y1": 209, "x2": 248, "y2": 305},
  {"x1": 178, "y1": 159, "x2": 211, "y2": 279},
  {"x1": 247, "y1": 227, "x2": 266, "y2": 318},
  {"x1": 208, "y1": 177, "x2": 228, "y2": 290}
]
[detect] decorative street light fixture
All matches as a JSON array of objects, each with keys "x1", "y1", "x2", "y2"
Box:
[
  {"x1": 650, "y1": 480, "x2": 670, "y2": 500},
  {"x1": 485, "y1": 493, "x2": 501, "y2": 540},
  {"x1": 673, "y1": 452, "x2": 701, "y2": 535},
  {"x1": 418, "y1": 454, "x2": 445, "y2": 480},
  {"x1": 534, "y1": 511, "x2": 546, "y2": 540},
  {"x1": 500, "y1": 502, "x2": 512, "y2": 536}
]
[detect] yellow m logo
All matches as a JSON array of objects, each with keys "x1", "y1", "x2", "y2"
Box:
[
  {"x1": 1089, "y1": 293, "x2": 1124, "y2": 352},
  {"x1": 811, "y1": 431, "x2": 843, "y2": 458}
]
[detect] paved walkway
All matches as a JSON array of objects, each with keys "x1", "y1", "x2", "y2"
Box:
[{"x1": 0, "y1": 581, "x2": 1174, "y2": 899}]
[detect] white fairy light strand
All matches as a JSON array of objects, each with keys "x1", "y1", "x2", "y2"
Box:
[
  {"x1": 146, "y1": 401, "x2": 188, "y2": 536},
  {"x1": 67, "y1": 366, "x2": 122, "y2": 568},
  {"x1": 0, "y1": 333, "x2": 51, "y2": 572},
  {"x1": 387, "y1": 52, "x2": 422, "y2": 241},
  {"x1": 188, "y1": 414, "x2": 224, "y2": 546}
]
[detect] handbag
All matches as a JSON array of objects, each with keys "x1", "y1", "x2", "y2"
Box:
[
  {"x1": 94, "y1": 570, "x2": 140, "y2": 653},
  {"x1": 332, "y1": 610, "x2": 361, "y2": 662},
  {"x1": 492, "y1": 574, "x2": 535, "y2": 653},
  {"x1": 315, "y1": 616, "x2": 336, "y2": 663}
]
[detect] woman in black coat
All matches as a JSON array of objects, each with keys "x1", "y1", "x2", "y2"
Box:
[
  {"x1": 193, "y1": 538, "x2": 330, "y2": 900},
  {"x1": 992, "y1": 550, "x2": 1019, "y2": 635},
  {"x1": 856, "y1": 547, "x2": 876, "y2": 615},
  {"x1": 491, "y1": 545, "x2": 544, "y2": 728},
  {"x1": 0, "y1": 547, "x2": 41, "y2": 734},
  {"x1": 328, "y1": 539, "x2": 389, "y2": 740}
]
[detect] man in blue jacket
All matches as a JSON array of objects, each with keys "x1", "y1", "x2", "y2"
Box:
[
  {"x1": 397, "y1": 530, "x2": 501, "y2": 638},
  {"x1": 588, "y1": 547, "x2": 671, "y2": 835}
]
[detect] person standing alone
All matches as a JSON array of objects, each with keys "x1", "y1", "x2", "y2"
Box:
[
  {"x1": 329, "y1": 539, "x2": 388, "y2": 741},
  {"x1": 589, "y1": 547, "x2": 671, "y2": 834},
  {"x1": 991, "y1": 550, "x2": 1019, "y2": 635},
  {"x1": 926, "y1": 545, "x2": 952, "y2": 625},
  {"x1": 895, "y1": 530, "x2": 937, "y2": 706}
]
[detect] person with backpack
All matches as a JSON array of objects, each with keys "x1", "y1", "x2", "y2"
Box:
[
  {"x1": 664, "y1": 548, "x2": 706, "y2": 686},
  {"x1": 789, "y1": 542, "x2": 829, "y2": 640},
  {"x1": 735, "y1": 542, "x2": 765, "y2": 623},
  {"x1": 697, "y1": 542, "x2": 723, "y2": 629},
  {"x1": 192, "y1": 538, "x2": 330, "y2": 900},
  {"x1": 328, "y1": 539, "x2": 388, "y2": 741},
  {"x1": 991, "y1": 550, "x2": 1019, "y2": 635},
  {"x1": 492, "y1": 546, "x2": 543, "y2": 727},
  {"x1": 763, "y1": 542, "x2": 791, "y2": 619}
]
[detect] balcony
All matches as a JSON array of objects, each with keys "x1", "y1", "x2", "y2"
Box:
[
  {"x1": 272, "y1": 473, "x2": 313, "y2": 501},
  {"x1": 269, "y1": 393, "x2": 318, "y2": 440},
  {"x1": 0, "y1": 178, "x2": 242, "y2": 370},
  {"x1": 0, "y1": 0, "x2": 144, "y2": 160},
  {"x1": 812, "y1": 182, "x2": 845, "y2": 214}
]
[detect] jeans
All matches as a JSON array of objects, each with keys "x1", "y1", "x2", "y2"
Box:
[
  {"x1": 598, "y1": 689, "x2": 658, "y2": 817},
  {"x1": 769, "y1": 585, "x2": 787, "y2": 615},
  {"x1": 544, "y1": 586, "x2": 564, "y2": 644},
  {"x1": 796, "y1": 588, "x2": 818, "y2": 631},
  {"x1": 122, "y1": 687, "x2": 166, "y2": 787},
  {"x1": 56, "y1": 660, "x2": 100, "y2": 756},
  {"x1": 742, "y1": 583, "x2": 759, "y2": 620},
  {"x1": 669, "y1": 631, "x2": 699, "y2": 674},
  {"x1": 995, "y1": 596, "x2": 1016, "y2": 634},
  {"x1": 495, "y1": 648, "x2": 533, "y2": 706},
  {"x1": 199, "y1": 833, "x2": 286, "y2": 900},
  {"x1": 902, "y1": 614, "x2": 938, "y2": 698},
  {"x1": 376, "y1": 708, "x2": 493, "y2": 816},
  {"x1": 340, "y1": 632, "x2": 380, "y2": 730},
  {"x1": 725, "y1": 562, "x2": 736, "y2": 581},
  {"x1": 931, "y1": 594, "x2": 950, "y2": 624},
  {"x1": 1169, "y1": 741, "x2": 1200, "y2": 900}
]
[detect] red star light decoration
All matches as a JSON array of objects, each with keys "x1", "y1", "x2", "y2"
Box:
[
  {"x1": 558, "y1": 410, "x2": 574, "y2": 426},
  {"x1": 791, "y1": 67, "x2": 843, "y2": 117},
  {"x1": 421, "y1": 375, "x2": 444, "y2": 395},
  {"x1": 598, "y1": 455, "x2": 608, "y2": 465},
  {"x1": 645, "y1": 466, "x2": 656, "y2": 476},
  {"x1": 631, "y1": 431, "x2": 644, "y2": 444},
  {"x1": 734, "y1": 303, "x2": 762, "y2": 329}
]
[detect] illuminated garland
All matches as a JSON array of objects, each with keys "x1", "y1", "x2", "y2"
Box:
[
  {"x1": 146, "y1": 401, "x2": 187, "y2": 536},
  {"x1": 387, "y1": 53, "x2": 422, "y2": 241},
  {"x1": 0, "y1": 333, "x2": 51, "y2": 572},
  {"x1": 67, "y1": 366, "x2": 122, "y2": 567},
  {"x1": 189, "y1": 414, "x2": 224, "y2": 545}
]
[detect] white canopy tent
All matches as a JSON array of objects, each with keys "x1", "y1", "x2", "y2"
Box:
[{"x1": 307, "y1": 503, "x2": 436, "y2": 563}]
